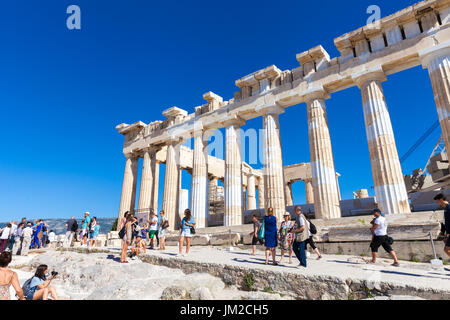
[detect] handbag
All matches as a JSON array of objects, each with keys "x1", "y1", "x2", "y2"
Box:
[
  {"x1": 190, "y1": 226, "x2": 196, "y2": 235},
  {"x1": 257, "y1": 220, "x2": 265, "y2": 239}
]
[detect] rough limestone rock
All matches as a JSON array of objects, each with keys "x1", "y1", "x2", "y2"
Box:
[
  {"x1": 210, "y1": 233, "x2": 241, "y2": 246},
  {"x1": 190, "y1": 287, "x2": 214, "y2": 300},
  {"x1": 160, "y1": 286, "x2": 188, "y2": 300}
]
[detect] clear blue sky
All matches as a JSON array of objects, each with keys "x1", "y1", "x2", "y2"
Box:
[{"x1": 1, "y1": 0, "x2": 439, "y2": 221}]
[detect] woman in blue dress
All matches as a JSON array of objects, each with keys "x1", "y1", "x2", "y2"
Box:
[
  {"x1": 30, "y1": 220, "x2": 44, "y2": 249},
  {"x1": 264, "y1": 207, "x2": 278, "y2": 265}
]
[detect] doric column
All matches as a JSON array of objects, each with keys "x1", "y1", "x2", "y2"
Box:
[
  {"x1": 117, "y1": 154, "x2": 138, "y2": 228},
  {"x1": 305, "y1": 179, "x2": 314, "y2": 204},
  {"x1": 138, "y1": 147, "x2": 156, "y2": 214},
  {"x1": 420, "y1": 43, "x2": 450, "y2": 152},
  {"x1": 353, "y1": 68, "x2": 410, "y2": 214},
  {"x1": 190, "y1": 130, "x2": 209, "y2": 228},
  {"x1": 257, "y1": 178, "x2": 265, "y2": 209},
  {"x1": 243, "y1": 186, "x2": 247, "y2": 210},
  {"x1": 285, "y1": 182, "x2": 294, "y2": 206},
  {"x1": 152, "y1": 161, "x2": 160, "y2": 212},
  {"x1": 162, "y1": 140, "x2": 181, "y2": 230},
  {"x1": 224, "y1": 118, "x2": 245, "y2": 226},
  {"x1": 306, "y1": 88, "x2": 341, "y2": 219},
  {"x1": 262, "y1": 105, "x2": 286, "y2": 220},
  {"x1": 247, "y1": 174, "x2": 257, "y2": 210}
]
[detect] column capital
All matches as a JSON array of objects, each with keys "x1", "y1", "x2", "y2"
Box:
[
  {"x1": 142, "y1": 145, "x2": 160, "y2": 154},
  {"x1": 166, "y1": 136, "x2": 186, "y2": 146},
  {"x1": 223, "y1": 115, "x2": 246, "y2": 128},
  {"x1": 303, "y1": 86, "x2": 330, "y2": 102},
  {"x1": 420, "y1": 41, "x2": 450, "y2": 69},
  {"x1": 124, "y1": 152, "x2": 139, "y2": 160},
  {"x1": 352, "y1": 66, "x2": 387, "y2": 88}
]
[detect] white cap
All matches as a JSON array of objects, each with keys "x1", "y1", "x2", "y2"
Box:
[{"x1": 84, "y1": 211, "x2": 90, "y2": 215}]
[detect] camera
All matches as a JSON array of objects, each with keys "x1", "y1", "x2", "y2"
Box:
[{"x1": 51, "y1": 271, "x2": 58, "y2": 277}]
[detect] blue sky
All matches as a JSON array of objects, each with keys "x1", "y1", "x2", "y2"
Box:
[{"x1": 0, "y1": 0, "x2": 439, "y2": 221}]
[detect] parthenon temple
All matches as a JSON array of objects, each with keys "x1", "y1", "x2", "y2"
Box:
[{"x1": 116, "y1": 0, "x2": 450, "y2": 231}]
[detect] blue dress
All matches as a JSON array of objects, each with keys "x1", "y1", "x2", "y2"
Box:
[{"x1": 264, "y1": 215, "x2": 277, "y2": 248}]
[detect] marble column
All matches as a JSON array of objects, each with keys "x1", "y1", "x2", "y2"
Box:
[
  {"x1": 138, "y1": 147, "x2": 156, "y2": 214},
  {"x1": 257, "y1": 178, "x2": 265, "y2": 209},
  {"x1": 262, "y1": 106, "x2": 286, "y2": 220},
  {"x1": 285, "y1": 182, "x2": 294, "y2": 206},
  {"x1": 247, "y1": 174, "x2": 257, "y2": 210},
  {"x1": 162, "y1": 141, "x2": 181, "y2": 230},
  {"x1": 191, "y1": 131, "x2": 209, "y2": 228},
  {"x1": 353, "y1": 69, "x2": 410, "y2": 214},
  {"x1": 243, "y1": 186, "x2": 247, "y2": 211},
  {"x1": 118, "y1": 154, "x2": 138, "y2": 228},
  {"x1": 421, "y1": 44, "x2": 450, "y2": 153},
  {"x1": 152, "y1": 161, "x2": 160, "y2": 213},
  {"x1": 224, "y1": 119, "x2": 244, "y2": 226},
  {"x1": 306, "y1": 89, "x2": 341, "y2": 219},
  {"x1": 304, "y1": 179, "x2": 314, "y2": 204}
]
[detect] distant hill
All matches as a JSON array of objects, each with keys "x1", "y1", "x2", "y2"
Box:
[{"x1": 0, "y1": 218, "x2": 116, "y2": 235}]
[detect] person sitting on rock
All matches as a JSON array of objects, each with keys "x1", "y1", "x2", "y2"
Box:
[
  {"x1": 26, "y1": 265, "x2": 59, "y2": 300},
  {"x1": 131, "y1": 235, "x2": 146, "y2": 259}
]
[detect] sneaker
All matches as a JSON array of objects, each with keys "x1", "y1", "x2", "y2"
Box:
[
  {"x1": 391, "y1": 262, "x2": 400, "y2": 267},
  {"x1": 317, "y1": 255, "x2": 322, "y2": 260}
]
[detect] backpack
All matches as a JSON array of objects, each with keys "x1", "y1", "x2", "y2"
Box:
[
  {"x1": 118, "y1": 226, "x2": 126, "y2": 239},
  {"x1": 257, "y1": 220, "x2": 265, "y2": 239},
  {"x1": 308, "y1": 220, "x2": 317, "y2": 235},
  {"x1": 22, "y1": 277, "x2": 33, "y2": 298},
  {"x1": 71, "y1": 221, "x2": 78, "y2": 232}
]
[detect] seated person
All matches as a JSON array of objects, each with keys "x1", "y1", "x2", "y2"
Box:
[{"x1": 131, "y1": 236, "x2": 146, "y2": 260}]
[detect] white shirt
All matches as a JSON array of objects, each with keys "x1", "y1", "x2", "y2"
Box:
[
  {"x1": 374, "y1": 216, "x2": 387, "y2": 236},
  {"x1": 23, "y1": 227, "x2": 33, "y2": 239},
  {"x1": 0, "y1": 227, "x2": 11, "y2": 240},
  {"x1": 48, "y1": 232, "x2": 56, "y2": 242},
  {"x1": 149, "y1": 217, "x2": 158, "y2": 231},
  {"x1": 10, "y1": 224, "x2": 17, "y2": 236}
]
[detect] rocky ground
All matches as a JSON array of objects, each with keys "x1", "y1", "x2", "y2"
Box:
[{"x1": 9, "y1": 249, "x2": 291, "y2": 300}]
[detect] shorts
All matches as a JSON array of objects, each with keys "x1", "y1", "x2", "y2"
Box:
[
  {"x1": 82, "y1": 229, "x2": 88, "y2": 237},
  {"x1": 305, "y1": 236, "x2": 317, "y2": 250},
  {"x1": 26, "y1": 287, "x2": 37, "y2": 300},
  {"x1": 252, "y1": 235, "x2": 263, "y2": 245},
  {"x1": 180, "y1": 229, "x2": 192, "y2": 238},
  {"x1": 370, "y1": 235, "x2": 393, "y2": 253},
  {"x1": 89, "y1": 233, "x2": 97, "y2": 240},
  {"x1": 148, "y1": 230, "x2": 157, "y2": 239}
]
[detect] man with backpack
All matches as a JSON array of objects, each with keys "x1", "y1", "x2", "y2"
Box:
[
  {"x1": 368, "y1": 209, "x2": 400, "y2": 267},
  {"x1": 64, "y1": 216, "x2": 77, "y2": 248},
  {"x1": 292, "y1": 206, "x2": 309, "y2": 268}
]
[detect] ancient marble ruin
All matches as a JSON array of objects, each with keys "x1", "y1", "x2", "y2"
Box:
[{"x1": 116, "y1": 0, "x2": 450, "y2": 231}]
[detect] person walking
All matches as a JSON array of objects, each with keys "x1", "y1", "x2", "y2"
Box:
[
  {"x1": 12, "y1": 223, "x2": 24, "y2": 255},
  {"x1": 89, "y1": 217, "x2": 100, "y2": 247},
  {"x1": 0, "y1": 224, "x2": 12, "y2": 252},
  {"x1": 434, "y1": 193, "x2": 450, "y2": 258},
  {"x1": 179, "y1": 209, "x2": 195, "y2": 256},
  {"x1": 30, "y1": 220, "x2": 44, "y2": 249},
  {"x1": 263, "y1": 207, "x2": 278, "y2": 265},
  {"x1": 147, "y1": 211, "x2": 158, "y2": 249},
  {"x1": 21, "y1": 223, "x2": 33, "y2": 256},
  {"x1": 292, "y1": 206, "x2": 309, "y2": 268},
  {"x1": 158, "y1": 210, "x2": 169, "y2": 251},
  {"x1": 8, "y1": 221, "x2": 17, "y2": 252},
  {"x1": 250, "y1": 215, "x2": 263, "y2": 256},
  {"x1": 304, "y1": 214, "x2": 322, "y2": 260},
  {"x1": 120, "y1": 214, "x2": 133, "y2": 263},
  {"x1": 368, "y1": 209, "x2": 400, "y2": 266},
  {"x1": 64, "y1": 216, "x2": 77, "y2": 248},
  {"x1": 278, "y1": 213, "x2": 294, "y2": 264},
  {"x1": 0, "y1": 252, "x2": 25, "y2": 300}
]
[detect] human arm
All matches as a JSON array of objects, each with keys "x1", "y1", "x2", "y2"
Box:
[{"x1": 11, "y1": 273, "x2": 25, "y2": 300}]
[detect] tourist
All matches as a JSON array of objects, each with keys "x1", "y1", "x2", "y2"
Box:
[
  {"x1": 41, "y1": 221, "x2": 49, "y2": 248},
  {"x1": 433, "y1": 193, "x2": 450, "y2": 258},
  {"x1": 278, "y1": 212, "x2": 294, "y2": 264},
  {"x1": 147, "y1": 211, "x2": 158, "y2": 249},
  {"x1": 8, "y1": 221, "x2": 17, "y2": 252},
  {"x1": 120, "y1": 214, "x2": 134, "y2": 263},
  {"x1": 48, "y1": 230, "x2": 56, "y2": 244},
  {"x1": 25, "y1": 265, "x2": 59, "y2": 300},
  {"x1": 292, "y1": 206, "x2": 309, "y2": 268},
  {"x1": 304, "y1": 213, "x2": 322, "y2": 260},
  {"x1": 119, "y1": 211, "x2": 130, "y2": 231},
  {"x1": 158, "y1": 210, "x2": 168, "y2": 251},
  {"x1": 31, "y1": 219, "x2": 45, "y2": 249},
  {"x1": 368, "y1": 209, "x2": 400, "y2": 266},
  {"x1": 21, "y1": 223, "x2": 33, "y2": 256},
  {"x1": 81, "y1": 212, "x2": 91, "y2": 247},
  {"x1": 64, "y1": 216, "x2": 77, "y2": 248},
  {"x1": 251, "y1": 215, "x2": 263, "y2": 256},
  {"x1": 12, "y1": 223, "x2": 24, "y2": 255},
  {"x1": 0, "y1": 252, "x2": 25, "y2": 300},
  {"x1": 263, "y1": 207, "x2": 278, "y2": 265},
  {"x1": 20, "y1": 217, "x2": 27, "y2": 226},
  {"x1": 89, "y1": 217, "x2": 100, "y2": 247},
  {"x1": 0, "y1": 224, "x2": 12, "y2": 252},
  {"x1": 153, "y1": 209, "x2": 160, "y2": 248},
  {"x1": 179, "y1": 209, "x2": 195, "y2": 256},
  {"x1": 141, "y1": 223, "x2": 149, "y2": 246},
  {"x1": 131, "y1": 235, "x2": 146, "y2": 259}
]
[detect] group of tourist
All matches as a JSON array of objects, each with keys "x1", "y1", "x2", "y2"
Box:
[
  {"x1": 62, "y1": 212, "x2": 101, "y2": 248},
  {"x1": 118, "y1": 208, "x2": 195, "y2": 263},
  {"x1": 0, "y1": 218, "x2": 57, "y2": 256}
]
